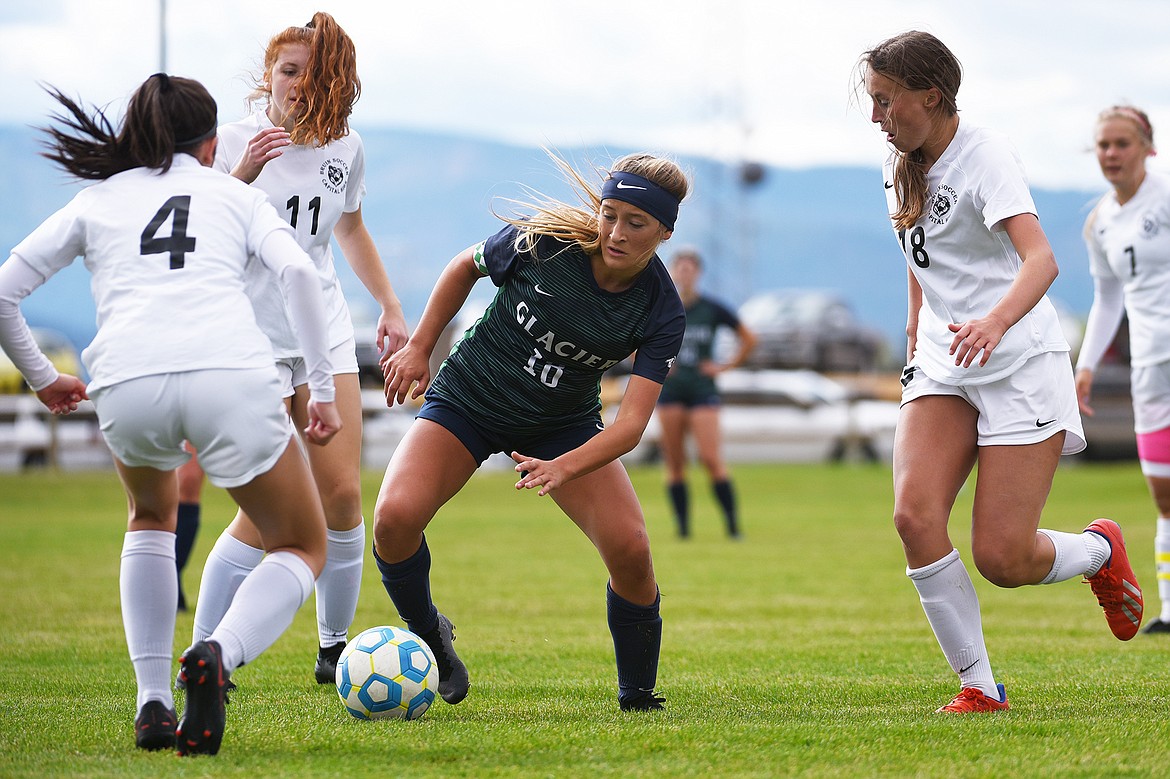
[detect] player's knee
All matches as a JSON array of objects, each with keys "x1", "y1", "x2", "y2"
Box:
[
  {"x1": 373, "y1": 492, "x2": 427, "y2": 546},
  {"x1": 319, "y1": 481, "x2": 363, "y2": 528},
  {"x1": 697, "y1": 452, "x2": 722, "y2": 475},
  {"x1": 372, "y1": 492, "x2": 400, "y2": 533},
  {"x1": 971, "y1": 545, "x2": 1030, "y2": 588},
  {"x1": 606, "y1": 529, "x2": 654, "y2": 579},
  {"x1": 892, "y1": 505, "x2": 938, "y2": 545}
]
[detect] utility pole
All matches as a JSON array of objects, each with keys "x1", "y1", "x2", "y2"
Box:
[{"x1": 159, "y1": 0, "x2": 167, "y2": 72}]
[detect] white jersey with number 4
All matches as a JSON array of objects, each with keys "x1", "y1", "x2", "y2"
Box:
[
  {"x1": 1084, "y1": 170, "x2": 1170, "y2": 369},
  {"x1": 884, "y1": 120, "x2": 1068, "y2": 386},
  {"x1": 214, "y1": 110, "x2": 364, "y2": 357},
  {"x1": 10, "y1": 155, "x2": 296, "y2": 392}
]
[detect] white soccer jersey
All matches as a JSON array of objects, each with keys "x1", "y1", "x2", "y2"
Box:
[
  {"x1": 1083, "y1": 170, "x2": 1170, "y2": 369},
  {"x1": 214, "y1": 110, "x2": 364, "y2": 357},
  {"x1": 10, "y1": 155, "x2": 296, "y2": 392},
  {"x1": 884, "y1": 120, "x2": 1068, "y2": 385}
]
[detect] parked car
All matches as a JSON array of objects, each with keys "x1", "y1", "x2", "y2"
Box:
[{"x1": 732, "y1": 289, "x2": 886, "y2": 373}]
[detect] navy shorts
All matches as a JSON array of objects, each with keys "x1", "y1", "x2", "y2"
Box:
[
  {"x1": 657, "y1": 382, "x2": 721, "y2": 408},
  {"x1": 417, "y1": 395, "x2": 603, "y2": 466}
]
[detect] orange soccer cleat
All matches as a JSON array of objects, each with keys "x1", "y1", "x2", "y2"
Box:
[
  {"x1": 935, "y1": 684, "x2": 1010, "y2": 713},
  {"x1": 1084, "y1": 519, "x2": 1144, "y2": 640}
]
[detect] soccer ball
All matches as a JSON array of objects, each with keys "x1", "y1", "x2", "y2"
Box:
[{"x1": 335, "y1": 625, "x2": 439, "y2": 720}]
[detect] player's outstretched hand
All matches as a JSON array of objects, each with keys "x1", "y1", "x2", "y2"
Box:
[
  {"x1": 231, "y1": 127, "x2": 291, "y2": 183},
  {"x1": 511, "y1": 451, "x2": 567, "y2": 497},
  {"x1": 381, "y1": 341, "x2": 430, "y2": 407},
  {"x1": 304, "y1": 399, "x2": 342, "y2": 446},
  {"x1": 35, "y1": 374, "x2": 88, "y2": 415}
]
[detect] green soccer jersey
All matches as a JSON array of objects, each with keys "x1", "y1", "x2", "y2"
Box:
[
  {"x1": 427, "y1": 225, "x2": 685, "y2": 436},
  {"x1": 662, "y1": 295, "x2": 741, "y2": 398}
]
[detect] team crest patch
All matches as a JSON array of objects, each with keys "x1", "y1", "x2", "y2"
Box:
[
  {"x1": 929, "y1": 184, "x2": 958, "y2": 225},
  {"x1": 320, "y1": 158, "x2": 349, "y2": 194},
  {"x1": 1140, "y1": 211, "x2": 1160, "y2": 239}
]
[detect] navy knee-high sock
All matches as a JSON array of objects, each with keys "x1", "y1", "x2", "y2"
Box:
[
  {"x1": 606, "y1": 583, "x2": 662, "y2": 701},
  {"x1": 712, "y1": 479, "x2": 740, "y2": 537},
  {"x1": 174, "y1": 502, "x2": 201, "y2": 610},
  {"x1": 668, "y1": 482, "x2": 689, "y2": 537},
  {"x1": 373, "y1": 536, "x2": 439, "y2": 636}
]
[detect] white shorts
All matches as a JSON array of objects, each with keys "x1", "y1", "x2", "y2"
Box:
[
  {"x1": 1130, "y1": 361, "x2": 1170, "y2": 434},
  {"x1": 900, "y1": 350, "x2": 1086, "y2": 455},
  {"x1": 274, "y1": 336, "x2": 359, "y2": 398},
  {"x1": 90, "y1": 367, "x2": 296, "y2": 489}
]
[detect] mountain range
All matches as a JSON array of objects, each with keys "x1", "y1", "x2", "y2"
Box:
[{"x1": 0, "y1": 124, "x2": 1104, "y2": 361}]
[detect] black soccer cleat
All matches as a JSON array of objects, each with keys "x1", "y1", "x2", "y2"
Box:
[
  {"x1": 619, "y1": 691, "x2": 666, "y2": 712},
  {"x1": 176, "y1": 669, "x2": 236, "y2": 695},
  {"x1": 134, "y1": 699, "x2": 177, "y2": 751},
  {"x1": 420, "y1": 613, "x2": 470, "y2": 704},
  {"x1": 314, "y1": 642, "x2": 346, "y2": 685},
  {"x1": 1143, "y1": 617, "x2": 1170, "y2": 634},
  {"x1": 176, "y1": 640, "x2": 229, "y2": 756}
]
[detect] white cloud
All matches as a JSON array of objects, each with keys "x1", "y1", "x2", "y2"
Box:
[{"x1": 2, "y1": 0, "x2": 1168, "y2": 188}]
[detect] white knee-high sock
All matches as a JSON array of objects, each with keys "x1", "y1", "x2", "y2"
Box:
[
  {"x1": 1037, "y1": 528, "x2": 1111, "y2": 584},
  {"x1": 191, "y1": 531, "x2": 264, "y2": 644},
  {"x1": 207, "y1": 550, "x2": 316, "y2": 673},
  {"x1": 907, "y1": 549, "x2": 998, "y2": 698},
  {"x1": 1156, "y1": 518, "x2": 1170, "y2": 621},
  {"x1": 120, "y1": 530, "x2": 177, "y2": 711},
  {"x1": 316, "y1": 522, "x2": 365, "y2": 648}
]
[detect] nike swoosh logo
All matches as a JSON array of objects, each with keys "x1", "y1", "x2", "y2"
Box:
[
  {"x1": 595, "y1": 423, "x2": 605, "y2": 431},
  {"x1": 958, "y1": 659, "x2": 979, "y2": 674},
  {"x1": 615, "y1": 181, "x2": 647, "y2": 190},
  {"x1": 1036, "y1": 418, "x2": 1057, "y2": 427},
  {"x1": 884, "y1": 181, "x2": 894, "y2": 189},
  {"x1": 534, "y1": 284, "x2": 553, "y2": 296}
]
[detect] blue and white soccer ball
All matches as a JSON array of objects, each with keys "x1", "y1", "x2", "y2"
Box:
[{"x1": 335, "y1": 625, "x2": 439, "y2": 720}]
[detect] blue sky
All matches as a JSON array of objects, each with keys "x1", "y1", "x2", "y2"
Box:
[{"x1": 1, "y1": 0, "x2": 1168, "y2": 189}]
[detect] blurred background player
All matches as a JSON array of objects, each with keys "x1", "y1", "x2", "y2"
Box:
[
  {"x1": 1075, "y1": 105, "x2": 1170, "y2": 634},
  {"x1": 657, "y1": 248, "x2": 756, "y2": 539},
  {"x1": 0, "y1": 73, "x2": 339, "y2": 754},
  {"x1": 860, "y1": 30, "x2": 1142, "y2": 713},
  {"x1": 188, "y1": 10, "x2": 409, "y2": 684},
  {"x1": 174, "y1": 445, "x2": 202, "y2": 611},
  {"x1": 373, "y1": 151, "x2": 689, "y2": 712}
]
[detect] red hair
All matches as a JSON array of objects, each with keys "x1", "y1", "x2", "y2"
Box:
[{"x1": 250, "y1": 11, "x2": 360, "y2": 147}]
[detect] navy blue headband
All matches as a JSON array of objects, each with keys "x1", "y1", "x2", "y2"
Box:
[{"x1": 601, "y1": 171, "x2": 679, "y2": 230}]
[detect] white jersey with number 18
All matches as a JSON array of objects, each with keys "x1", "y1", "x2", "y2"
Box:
[{"x1": 884, "y1": 120, "x2": 1068, "y2": 386}]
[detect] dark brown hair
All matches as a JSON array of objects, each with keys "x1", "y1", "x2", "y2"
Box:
[{"x1": 40, "y1": 73, "x2": 217, "y2": 180}]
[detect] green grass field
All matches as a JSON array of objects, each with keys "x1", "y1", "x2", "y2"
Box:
[{"x1": 1, "y1": 461, "x2": 1168, "y2": 778}]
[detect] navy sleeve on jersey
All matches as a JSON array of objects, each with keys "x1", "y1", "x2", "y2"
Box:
[
  {"x1": 482, "y1": 223, "x2": 578, "y2": 287},
  {"x1": 630, "y1": 259, "x2": 686, "y2": 383},
  {"x1": 481, "y1": 224, "x2": 522, "y2": 286}
]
